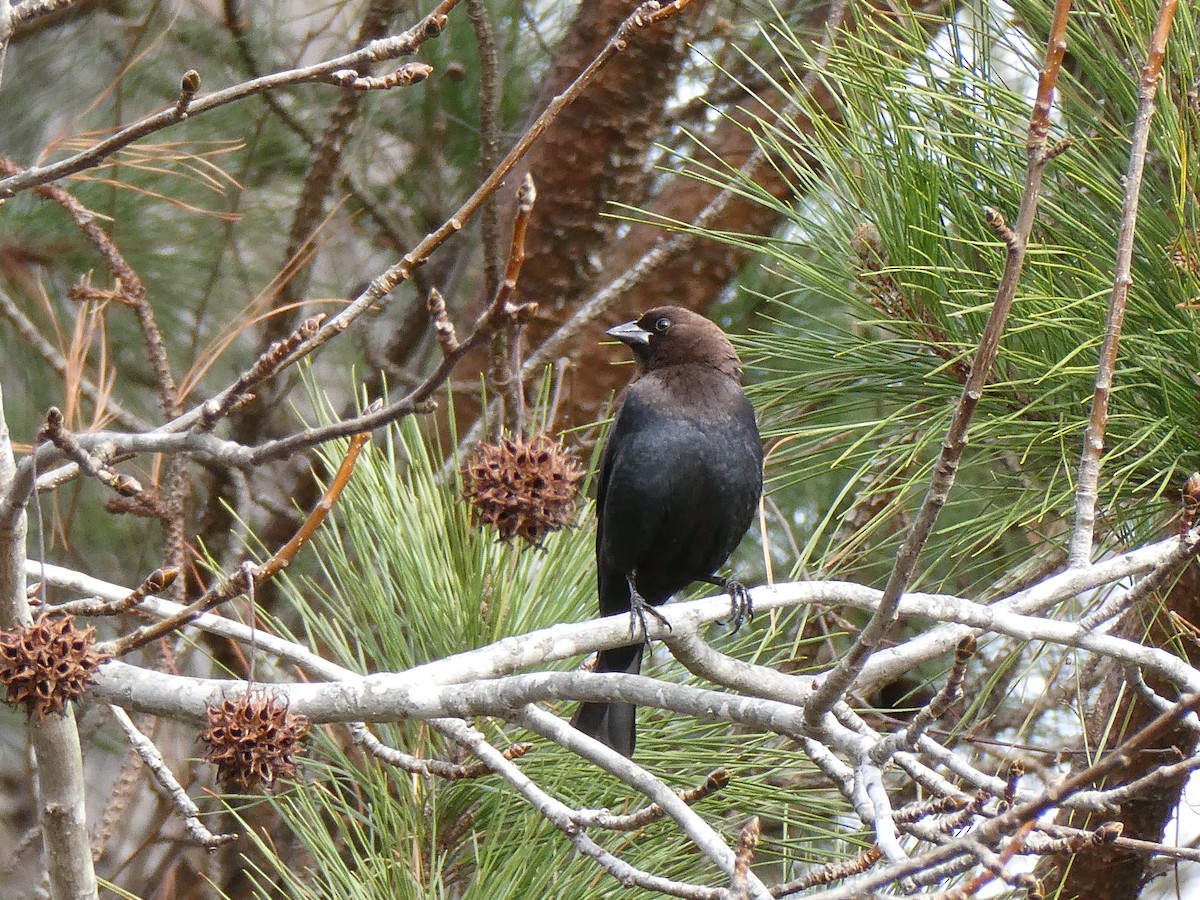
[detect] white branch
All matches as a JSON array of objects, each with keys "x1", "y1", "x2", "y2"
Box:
[
  {"x1": 0, "y1": 387, "x2": 97, "y2": 900},
  {"x1": 108, "y1": 706, "x2": 235, "y2": 849}
]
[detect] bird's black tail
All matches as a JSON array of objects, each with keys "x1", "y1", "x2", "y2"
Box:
[{"x1": 569, "y1": 643, "x2": 643, "y2": 758}]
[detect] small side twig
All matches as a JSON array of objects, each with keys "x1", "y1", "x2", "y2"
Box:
[
  {"x1": 492, "y1": 173, "x2": 537, "y2": 317},
  {"x1": 773, "y1": 844, "x2": 882, "y2": 896},
  {"x1": 196, "y1": 313, "x2": 327, "y2": 432},
  {"x1": 328, "y1": 61, "x2": 433, "y2": 89},
  {"x1": 109, "y1": 705, "x2": 237, "y2": 849},
  {"x1": 52, "y1": 566, "x2": 179, "y2": 617},
  {"x1": 573, "y1": 769, "x2": 729, "y2": 831},
  {"x1": 350, "y1": 722, "x2": 531, "y2": 778},
  {"x1": 492, "y1": 175, "x2": 537, "y2": 432},
  {"x1": 1075, "y1": 561, "x2": 1176, "y2": 633},
  {"x1": 35, "y1": 408, "x2": 143, "y2": 497},
  {"x1": 871, "y1": 634, "x2": 975, "y2": 762}
]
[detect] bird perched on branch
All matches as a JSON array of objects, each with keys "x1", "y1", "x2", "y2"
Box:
[{"x1": 571, "y1": 306, "x2": 763, "y2": 757}]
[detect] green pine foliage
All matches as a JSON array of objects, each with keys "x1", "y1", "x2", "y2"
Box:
[
  {"x1": 718, "y1": 0, "x2": 1200, "y2": 594},
  {"x1": 226, "y1": 407, "x2": 853, "y2": 899}
]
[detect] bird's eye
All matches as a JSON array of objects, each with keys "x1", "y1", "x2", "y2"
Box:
[{"x1": 654, "y1": 317, "x2": 671, "y2": 333}]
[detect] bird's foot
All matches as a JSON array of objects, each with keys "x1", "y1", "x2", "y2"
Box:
[
  {"x1": 627, "y1": 578, "x2": 671, "y2": 646},
  {"x1": 710, "y1": 576, "x2": 753, "y2": 633}
]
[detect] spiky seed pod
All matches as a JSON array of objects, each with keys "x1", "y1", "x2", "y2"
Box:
[
  {"x1": 200, "y1": 694, "x2": 311, "y2": 790},
  {"x1": 0, "y1": 614, "x2": 110, "y2": 718},
  {"x1": 463, "y1": 432, "x2": 584, "y2": 545}
]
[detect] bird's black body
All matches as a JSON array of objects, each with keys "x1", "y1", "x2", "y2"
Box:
[{"x1": 571, "y1": 307, "x2": 763, "y2": 757}]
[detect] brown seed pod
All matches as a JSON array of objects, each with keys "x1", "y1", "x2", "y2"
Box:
[
  {"x1": 0, "y1": 614, "x2": 110, "y2": 718},
  {"x1": 1182, "y1": 471, "x2": 1200, "y2": 533},
  {"x1": 199, "y1": 693, "x2": 311, "y2": 790},
  {"x1": 463, "y1": 432, "x2": 584, "y2": 546}
]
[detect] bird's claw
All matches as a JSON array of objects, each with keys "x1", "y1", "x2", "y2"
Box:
[
  {"x1": 723, "y1": 578, "x2": 753, "y2": 633},
  {"x1": 627, "y1": 580, "x2": 671, "y2": 646}
]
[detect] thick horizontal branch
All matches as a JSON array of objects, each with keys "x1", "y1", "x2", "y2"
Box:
[
  {"x1": 88, "y1": 567, "x2": 1200, "y2": 724},
  {"x1": 39, "y1": 529, "x2": 1198, "y2": 706}
]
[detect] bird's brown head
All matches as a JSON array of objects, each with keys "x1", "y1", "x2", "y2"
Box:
[{"x1": 606, "y1": 306, "x2": 742, "y2": 379}]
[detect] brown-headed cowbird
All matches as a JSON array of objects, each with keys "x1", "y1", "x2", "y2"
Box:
[{"x1": 570, "y1": 306, "x2": 763, "y2": 757}]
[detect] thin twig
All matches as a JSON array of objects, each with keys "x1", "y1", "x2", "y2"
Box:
[
  {"x1": 870, "y1": 634, "x2": 975, "y2": 762},
  {"x1": 1075, "y1": 558, "x2": 1178, "y2": 634},
  {"x1": 90, "y1": 739, "x2": 146, "y2": 862},
  {"x1": 351, "y1": 722, "x2": 532, "y2": 779},
  {"x1": 1033, "y1": 820, "x2": 1200, "y2": 863},
  {"x1": 51, "y1": 566, "x2": 178, "y2": 617},
  {"x1": 329, "y1": 61, "x2": 432, "y2": 89},
  {"x1": 729, "y1": 816, "x2": 760, "y2": 899},
  {"x1": 1068, "y1": 0, "x2": 1179, "y2": 567},
  {"x1": 773, "y1": 845, "x2": 881, "y2": 896},
  {"x1": 35, "y1": 407, "x2": 143, "y2": 498},
  {"x1": 196, "y1": 314, "x2": 327, "y2": 432},
  {"x1": 108, "y1": 706, "x2": 237, "y2": 849},
  {"x1": 804, "y1": 0, "x2": 1075, "y2": 726},
  {"x1": 99, "y1": 420, "x2": 375, "y2": 656},
  {"x1": 573, "y1": 769, "x2": 729, "y2": 831},
  {"x1": 494, "y1": 174, "x2": 537, "y2": 432},
  {"x1": 0, "y1": 0, "x2": 464, "y2": 198}
]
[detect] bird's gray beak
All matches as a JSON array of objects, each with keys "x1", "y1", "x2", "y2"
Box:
[{"x1": 606, "y1": 320, "x2": 651, "y2": 346}]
